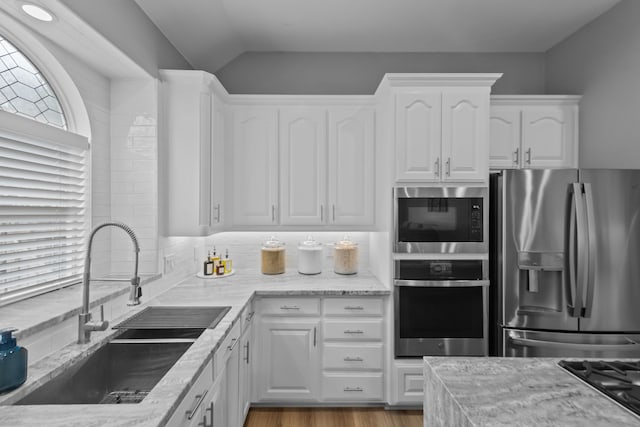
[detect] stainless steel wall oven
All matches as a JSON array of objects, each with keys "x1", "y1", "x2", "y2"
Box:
[
  {"x1": 394, "y1": 187, "x2": 487, "y2": 254},
  {"x1": 394, "y1": 258, "x2": 489, "y2": 357}
]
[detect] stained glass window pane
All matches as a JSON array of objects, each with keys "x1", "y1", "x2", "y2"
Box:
[{"x1": 0, "y1": 35, "x2": 67, "y2": 130}]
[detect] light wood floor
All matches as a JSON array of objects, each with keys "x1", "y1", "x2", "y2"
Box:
[{"x1": 243, "y1": 407, "x2": 423, "y2": 427}]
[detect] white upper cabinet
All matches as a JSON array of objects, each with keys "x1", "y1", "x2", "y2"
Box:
[
  {"x1": 230, "y1": 102, "x2": 375, "y2": 228},
  {"x1": 328, "y1": 107, "x2": 375, "y2": 226},
  {"x1": 395, "y1": 91, "x2": 441, "y2": 182},
  {"x1": 231, "y1": 106, "x2": 279, "y2": 226},
  {"x1": 160, "y1": 70, "x2": 226, "y2": 236},
  {"x1": 489, "y1": 96, "x2": 580, "y2": 169},
  {"x1": 442, "y1": 90, "x2": 489, "y2": 181},
  {"x1": 389, "y1": 74, "x2": 501, "y2": 184},
  {"x1": 280, "y1": 107, "x2": 327, "y2": 225}
]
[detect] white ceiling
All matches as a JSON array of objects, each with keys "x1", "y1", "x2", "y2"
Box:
[{"x1": 135, "y1": 0, "x2": 621, "y2": 72}]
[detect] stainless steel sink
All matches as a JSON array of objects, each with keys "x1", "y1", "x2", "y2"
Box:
[
  {"x1": 15, "y1": 341, "x2": 192, "y2": 405},
  {"x1": 14, "y1": 306, "x2": 232, "y2": 405},
  {"x1": 112, "y1": 306, "x2": 231, "y2": 330}
]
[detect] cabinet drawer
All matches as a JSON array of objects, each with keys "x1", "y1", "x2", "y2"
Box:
[
  {"x1": 322, "y1": 372, "x2": 383, "y2": 401},
  {"x1": 259, "y1": 297, "x2": 320, "y2": 316},
  {"x1": 323, "y1": 343, "x2": 383, "y2": 370},
  {"x1": 166, "y1": 360, "x2": 213, "y2": 427},
  {"x1": 322, "y1": 297, "x2": 383, "y2": 316},
  {"x1": 323, "y1": 319, "x2": 383, "y2": 341},
  {"x1": 214, "y1": 320, "x2": 241, "y2": 377}
]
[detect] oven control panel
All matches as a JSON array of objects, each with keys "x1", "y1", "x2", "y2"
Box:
[{"x1": 395, "y1": 259, "x2": 486, "y2": 281}]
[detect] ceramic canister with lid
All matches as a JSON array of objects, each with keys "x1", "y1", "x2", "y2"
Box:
[
  {"x1": 297, "y1": 235, "x2": 323, "y2": 275},
  {"x1": 334, "y1": 235, "x2": 358, "y2": 275},
  {"x1": 261, "y1": 236, "x2": 285, "y2": 275}
]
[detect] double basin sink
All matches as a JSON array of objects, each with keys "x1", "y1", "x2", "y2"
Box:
[{"x1": 15, "y1": 306, "x2": 230, "y2": 405}]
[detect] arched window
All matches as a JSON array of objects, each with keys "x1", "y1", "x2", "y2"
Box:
[
  {"x1": 0, "y1": 33, "x2": 88, "y2": 306},
  {"x1": 0, "y1": 35, "x2": 67, "y2": 130}
]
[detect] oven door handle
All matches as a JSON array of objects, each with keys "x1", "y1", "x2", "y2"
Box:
[{"x1": 394, "y1": 279, "x2": 489, "y2": 288}]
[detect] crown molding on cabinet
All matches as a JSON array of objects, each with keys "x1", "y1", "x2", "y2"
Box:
[{"x1": 490, "y1": 95, "x2": 582, "y2": 105}]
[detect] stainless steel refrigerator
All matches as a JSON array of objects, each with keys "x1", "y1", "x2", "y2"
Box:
[{"x1": 490, "y1": 169, "x2": 640, "y2": 357}]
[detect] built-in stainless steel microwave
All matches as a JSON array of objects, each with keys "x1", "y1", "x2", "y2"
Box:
[{"x1": 394, "y1": 187, "x2": 488, "y2": 254}]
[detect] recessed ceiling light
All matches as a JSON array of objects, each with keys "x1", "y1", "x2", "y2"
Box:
[{"x1": 21, "y1": 4, "x2": 54, "y2": 22}]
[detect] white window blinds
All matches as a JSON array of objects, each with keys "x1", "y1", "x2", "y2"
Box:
[{"x1": 0, "y1": 111, "x2": 89, "y2": 306}]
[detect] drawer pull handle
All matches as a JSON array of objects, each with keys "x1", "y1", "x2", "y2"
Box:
[
  {"x1": 344, "y1": 387, "x2": 364, "y2": 392},
  {"x1": 186, "y1": 390, "x2": 208, "y2": 420},
  {"x1": 344, "y1": 356, "x2": 364, "y2": 362},
  {"x1": 227, "y1": 337, "x2": 239, "y2": 352},
  {"x1": 280, "y1": 305, "x2": 300, "y2": 310},
  {"x1": 245, "y1": 311, "x2": 255, "y2": 322},
  {"x1": 344, "y1": 330, "x2": 364, "y2": 334},
  {"x1": 344, "y1": 306, "x2": 364, "y2": 310}
]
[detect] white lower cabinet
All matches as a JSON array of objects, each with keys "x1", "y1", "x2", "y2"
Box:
[
  {"x1": 391, "y1": 360, "x2": 424, "y2": 406},
  {"x1": 165, "y1": 359, "x2": 214, "y2": 427},
  {"x1": 238, "y1": 306, "x2": 254, "y2": 422},
  {"x1": 322, "y1": 372, "x2": 384, "y2": 401},
  {"x1": 321, "y1": 297, "x2": 385, "y2": 403},
  {"x1": 253, "y1": 296, "x2": 386, "y2": 404},
  {"x1": 208, "y1": 372, "x2": 226, "y2": 427},
  {"x1": 254, "y1": 317, "x2": 321, "y2": 402}
]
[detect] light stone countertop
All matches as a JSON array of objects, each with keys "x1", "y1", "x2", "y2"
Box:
[
  {"x1": 0, "y1": 268, "x2": 389, "y2": 426},
  {"x1": 424, "y1": 357, "x2": 640, "y2": 427}
]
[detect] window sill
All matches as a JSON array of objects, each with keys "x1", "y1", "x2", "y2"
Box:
[{"x1": 0, "y1": 274, "x2": 161, "y2": 341}]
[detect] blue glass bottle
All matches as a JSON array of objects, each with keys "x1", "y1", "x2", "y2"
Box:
[{"x1": 0, "y1": 328, "x2": 28, "y2": 394}]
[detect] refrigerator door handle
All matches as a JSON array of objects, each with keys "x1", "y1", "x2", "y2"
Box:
[
  {"x1": 569, "y1": 183, "x2": 588, "y2": 317},
  {"x1": 567, "y1": 186, "x2": 578, "y2": 317},
  {"x1": 574, "y1": 183, "x2": 589, "y2": 317},
  {"x1": 510, "y1": 336, "x2": 640, "y2": 352},
  {"x1": 583, "y1": 183, "x2": 597, "y2": 318}
]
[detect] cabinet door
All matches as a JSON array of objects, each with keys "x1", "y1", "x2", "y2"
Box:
[
  {"x1": 225, "y1": 336, "x2": 241, "y2": 427},
  {"x1": 395, "y1": 91, "x2": 441, "y2": 182},
  {"x1": 255, "y1": 319, "x2": 320, "y2": 402},
  {"x1": 328, "y1": 107, "x2": 375, "y2": 226},
  {"x1": 279, "y1": 107, "x2": 327, "y2": 225},
  {"x1": 208, "y1": 374, "x2": 226, "y2": 427},
  {"x1": 442, "y1": 90, "x2": 489, "y2": 182},
  {"x1": 232, "y1": 107, "x2": 278, "y2": 225},
  {"x1": 489, "y1": 106, "x2": 521, "y2": 169},
  {"x1": 210, "y1": 97, "x2": 226, "y2": 227},
  {"x1": 162, "y1": 73, "x2": 215, "y2": 236},
  {"x1": 522, "y1": 106, "x2": 576, "y2": 168},
  {"x1": 239, "y1": 325, "x2": 253, "y2": 424}
]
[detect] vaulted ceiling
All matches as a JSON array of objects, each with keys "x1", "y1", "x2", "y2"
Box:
[{"x1": 135, "y1": 0, "x2": 621, "y2": 72}]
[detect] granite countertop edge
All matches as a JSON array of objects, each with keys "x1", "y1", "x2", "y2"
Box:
[{"x1": 423, "y1": 356, "x2": 640, "y2": 427}]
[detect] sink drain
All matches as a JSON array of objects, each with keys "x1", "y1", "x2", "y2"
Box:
[{"x1": 100, "y1": 390, "x2": 149, "y2": 404}]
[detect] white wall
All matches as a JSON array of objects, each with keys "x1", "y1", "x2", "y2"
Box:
[
  {"x1": 546, "y1": 0, "x2": 640, "y2": 168},
  {"x1": 59, "y1": 0, "x2": 192, "y2": 76},
  {"x1": 215, "y1": 52, "x2": 545, "y2": 95},
  {"x1": 110, "y1": 79, "x2": 159, "y2": 276}
]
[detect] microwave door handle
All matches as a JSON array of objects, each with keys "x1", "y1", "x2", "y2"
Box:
[
  {"x1": 583, "y1": 183, "x2": 597, "y2": 318},
  {"x1": 567, "y1": 184, "x2": 579, "y2": 317}
]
